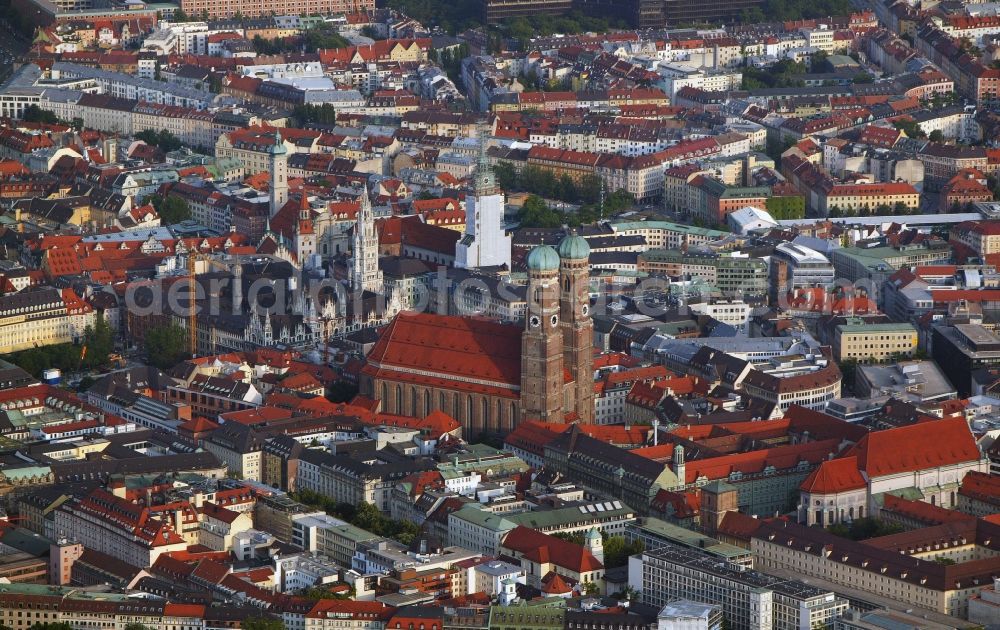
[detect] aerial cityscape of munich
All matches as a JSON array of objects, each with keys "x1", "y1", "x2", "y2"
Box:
[{"x1": 0, "y1": 0, "x2": 998, "y2": 626}]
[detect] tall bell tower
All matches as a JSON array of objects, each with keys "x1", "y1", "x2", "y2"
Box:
[
  {"x1": 351, "y1": 190, "x2": 382, "y2": 294},
  {"x1": 558, "y1": 232, "x2": 594, "y2": 423},
  {"x1": 520, "y1": 245, "x2": 564, "y2": 422},
  {"x1": 269, "y1": 130, "x2": 288, "y2": 217}
]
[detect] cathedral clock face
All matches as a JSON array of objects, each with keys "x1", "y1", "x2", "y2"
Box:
[
  {"x1": 550, "y1": 314, "x2": 559, "y2": 327},
  {"x1": 529, "y1": 315, "x2": 541, "y2": 328}
]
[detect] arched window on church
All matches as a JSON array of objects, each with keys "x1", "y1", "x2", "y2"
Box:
[
  {"x1": 439, "y1": 391, "x2": 446, "y2": 412},
  {"x1": 424, "y1": 390, "x2": 431, "y2": 417},
  {"x1": 381, "y1": 382, "x2": 388, "y2": 404},
  {"x1": 497, "y1": 403, "x2": 504, "y2": 433},
  {"x1": 454, "y1": 393, "x2": 461, "y2": 421},
  {"x1": 411, "y1": 387, "x2": 419, "y2": 416},
  {"x1": 511, "y1": 402, "x2": 518, "y2": 426},
  {"x1": 396, "y1": 385, "x2": 403, "y2": 412},
  {"x1": 564, "y1": 277, "x2": 570, "y2": 292},
  {"x1": 466, "y1": 396, "x2": 473, "y2": 429},
  {"x1": 482, "y1": 398, "x2": 489, "y2": 432}
]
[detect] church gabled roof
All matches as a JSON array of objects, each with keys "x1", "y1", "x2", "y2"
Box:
[
  {"x1": 363, "y1": 312, "x2": 523, "y2": 392},
  {"x1": 800, "y1": 417, "x2": 982, "y2": 494},
  {"x1": 847, "y1": 417, "x2": 980, "y2": 478}
]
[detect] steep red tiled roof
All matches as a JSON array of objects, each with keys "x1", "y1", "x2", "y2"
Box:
[
  {"x1": 400, "y1": 216, "x2": 461, "y2": 255},
  {"x1": 180, "y1": 417, "x2": 222, "y2": 437},
  {"x1": 783, "y1": 405, "x2": 869, "y2": 442},
  {"x1": 190, "y1": 559, "x2": 230, "y2": 584},
  {"x1": 686, "y1": 438, "x2": 843, "y2": 484},
  {"x1": 163, "y1": 603, "x2": 206, "y2": 618},
  {"x1": 219, "y1": 406, "x2": 294, "y2": 426},
  {"x1": 881, "y1": 493, "x2": 975, "y2": 526},
  {"x1": 651, "y1": 489, "x2": 699, "y2": 518},
  {"x1": 542, "y1": 571, "x2": 574, "y2": 594},
  {"x1": 502, "y1": 526, "x2": 604, "y2": 573},
  {"x1": 847, "y1": 417, "x2": 980, "y2": 478},
  {"x1": 372, "y1": 410, "x2": 460, "y2": 438},
  {"x1": 504, "y1": 420, "x2": 563, "y2": 457},
  {"x1": 958, "y1": 470, "x2": 1000, "y2": 507},
  {"x1": 716, "y1": 511, "x2": 764, "y2": 542},
  {"x1": 278, "y1": 371, "x2": 323, "y2": 392},
  {"x1": 800, "y1": 455, "x2": 867, "y2": 494},
  {"x1": 73, "y1": 488, "x2": 185, "y2": 546},
  {"x1": 364, "y1": 312, "x2": 522, "y2": 392},
  {"x1": 200, "y1": 502, "x2": 242, "y2": 525},
  {"x1": 45, "y1": 248, "x2": 83, "y2": 277}
]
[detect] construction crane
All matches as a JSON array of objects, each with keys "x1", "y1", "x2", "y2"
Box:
[{"x1": 187, "y1": 253, "x2": 239, "y2": 359}]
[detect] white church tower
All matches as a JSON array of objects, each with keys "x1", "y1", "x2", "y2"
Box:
[
  {"x1": 455, "y1": 131, "x2": 512, "y2": 270},
  {"x1": 351, "y1": 189, "x2": 383, "y2": 294},
  {"x1": 269, "y1": 130, "x2": 288, "y2": 217}
]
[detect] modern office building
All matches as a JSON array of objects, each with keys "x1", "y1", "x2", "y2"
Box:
[
  {"x1": 661, "y1": 0, "x2": 763, "y2": 25},
  {"x1": 769, "y1": 243, "x2": 836, "y2": 303},
  {"x1": 932, "y1": 323, "x2": 1000, "y2": 396},
  {"x1": 482, "y1": 0, "x2": 574, "y2": 24},
  {"x1": 629, "y1": 543, "x2": 848, "y2": 630}
]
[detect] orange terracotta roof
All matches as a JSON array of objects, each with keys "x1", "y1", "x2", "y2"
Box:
[
  {"x1": 881, "y1": 493, "x2": 975, "y2": 525},
  {"x1": 959, "y1": 470, "x2": 1000, "y2": 504},
  {"x1": 178, "y1": 417, "x2": 219, "y2": 434},
  {"x1": 686, "y1": 438, "x2": 842, "y2": 484},
  {"x1": 800, "y1": 455, "x2": 867, "y2": 494},
  {"x1": 502, "y1": 526, "x2": 603, "y2": 573},
  {"x1": 542, "y1": 571, "x2": 574, "y2": 593},
  {"x1": 364, "y1": 312, "x2": 522, "y2": 389},
  {"x1": 220, "y1": 406, "x2": 294, "y2": 426},
  {"x1": 847, "y1": 417, "x2": 980, "y2": 478}
]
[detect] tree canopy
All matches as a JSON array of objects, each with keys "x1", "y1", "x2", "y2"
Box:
[
  {"x1": 144, "y1": 324, "x2": 189, "y2": 369},
  {"x1": 2, "y1": 313, "x2": 115, "y2": 376},
  {"x1": 293, "y1": 103, "x2": 341, "y2": 126},
  {"x1": 498, "y1": 11, "x2": 625, "y2": 41},
  {"x1": 746, "y1": 0, "x2": 854, "y2": 22},
  {"x1": 253, "y1": 24, "x2": 349, "y2": 55},
  {"x1": 892, "y1": 118, "x2": 926, "y2": 139},
  {"x1": 292, "y1": 491, "x2": 421, "y2": 546},
  {"x1": 827, "y1": 517, "x2": 903, "y2": 541},
  {"x1": 495, "y1": 162, "x2": 611, "y2": 208},
  {"x1": 602, "y1": 536, "x2": 644, "y2": 568},
  {"x1": 135, "y1": 129, "x2": 183, "y2": 152},
  {"x1": 81, "y1": 313, "x2": 114, "y2": 370},
  {"x1": 383, "y1": 0, "x2": 488, "y2": 34},
  {"x1": 517, "y1": 190, "x2": 633, "y2": 229},
  {"x1": 241, "y1": 617, "x2": 285, "y2": 630},
  {"x1": 148, "y1": 193, "x2": 192, "y2": 225},
  {"x1": 21, "y1": 104, "x2": 59, "y2": 124}
]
